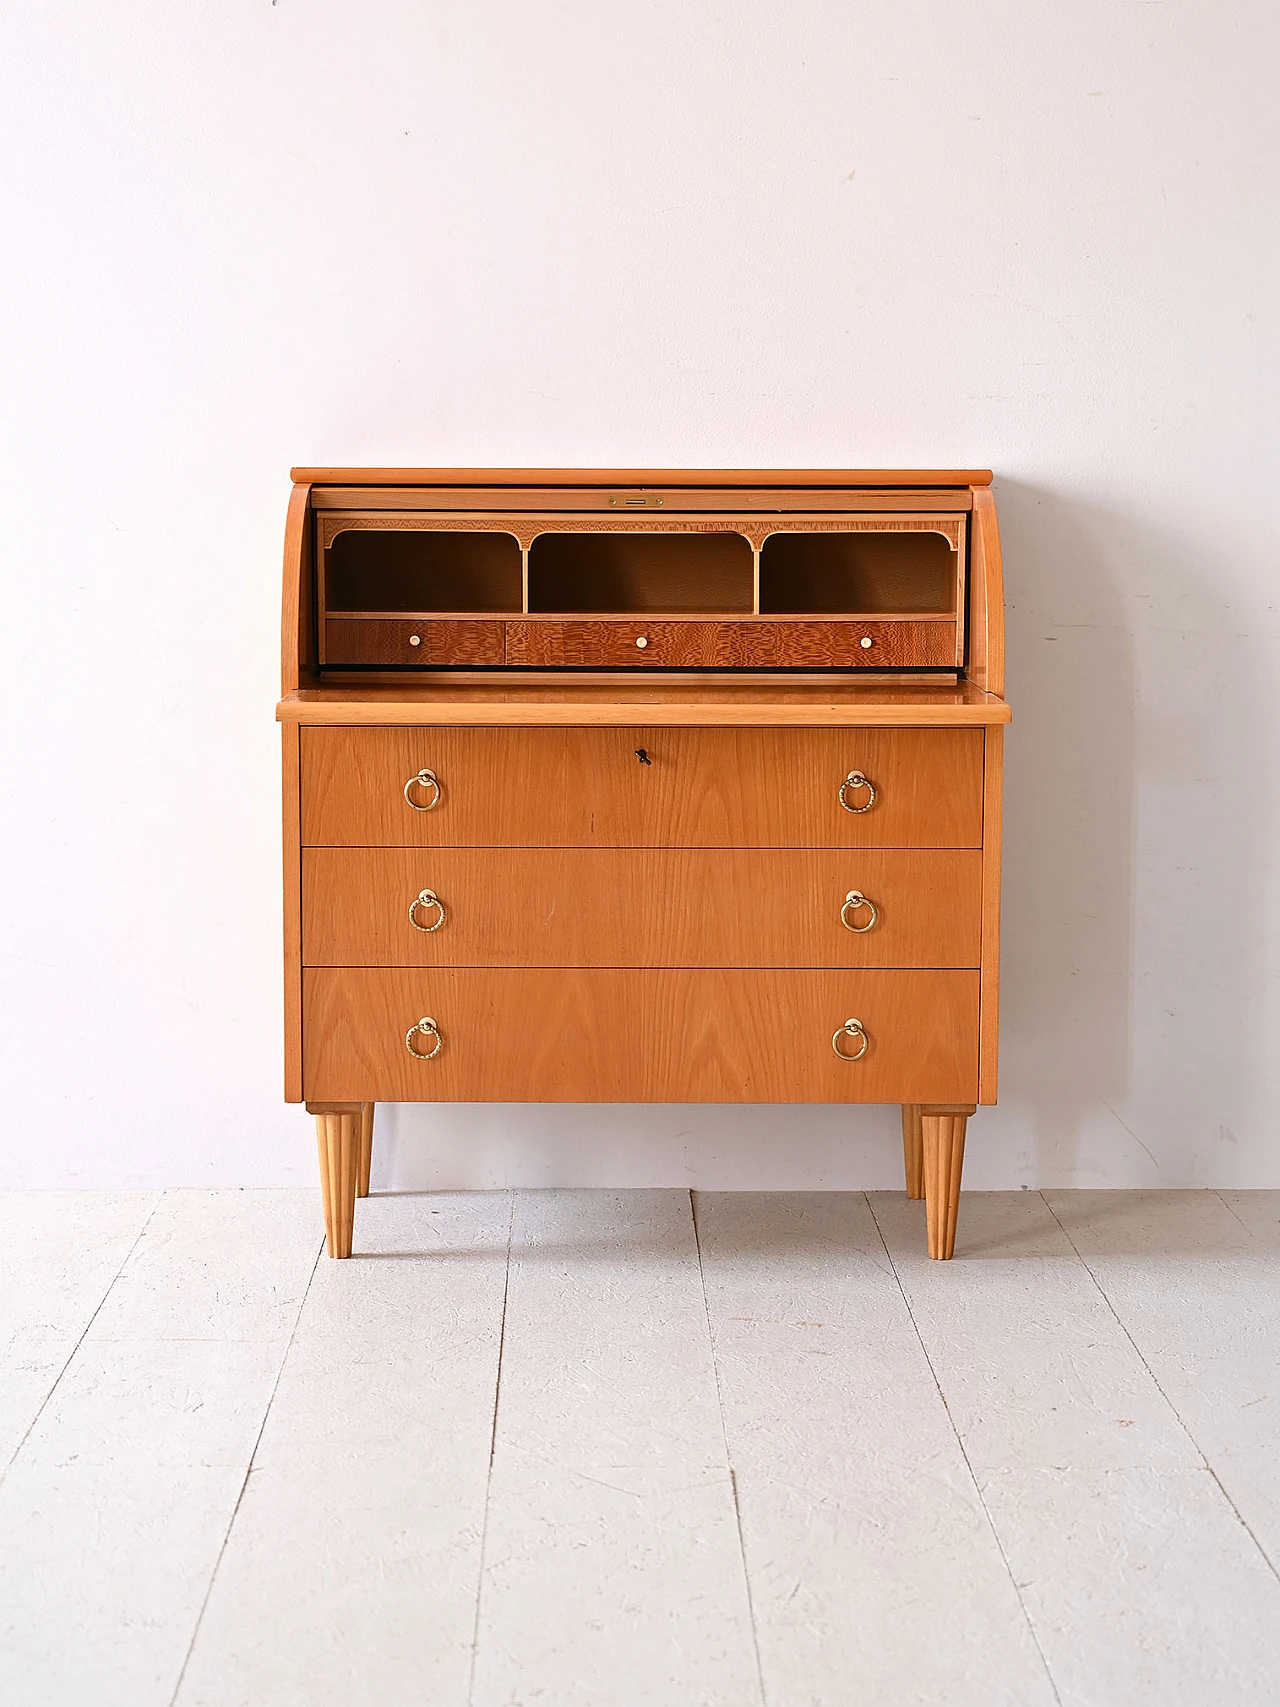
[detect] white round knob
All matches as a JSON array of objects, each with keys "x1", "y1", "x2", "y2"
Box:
[
  {"x1": 409, "y1": 634, "x2": 422, "y2": 647},
  {"x1": 635, "y1": 636, "x2": 648, "y2": 649},
  {"x1": 859, "y1": 636, "x2": 873, "y2": 649}
]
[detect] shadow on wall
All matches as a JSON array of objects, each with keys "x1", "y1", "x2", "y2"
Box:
[
  {"x1": 376, "y1": 1100, "x2": 905, "y2": 1195},
  {"x1": 376, "y1": 480, "x2": 1274, "y2": 1192},
  {"x1": 990, "y1": 478, "x2": 1275, "y2": 1187},
  {"x1": 991, "y1": 479, "x2": 1135, "y2": 1186}
]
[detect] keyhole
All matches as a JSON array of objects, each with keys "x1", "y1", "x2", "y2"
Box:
[{"x1": 635, "y1": 748, "x2": 651, "y2": 765}]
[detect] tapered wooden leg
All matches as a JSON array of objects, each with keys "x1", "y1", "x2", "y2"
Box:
[
  {"x1": 920, "y1": 1104, "x2": 976, "y2": 1259},
  {"x1": 308, "y1": 1103, "x2": 361, "y2": 1258},
  {"x1": 357, "y1": 1103, "x2": 374, "y2": 1198},
  {"x1": 901, "y1": 1104, "x2": 924, "y2": 1199}
]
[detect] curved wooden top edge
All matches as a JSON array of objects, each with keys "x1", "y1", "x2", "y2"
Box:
[
  {"x1": 968, "y1": 487, "x2": 1005, "y2": 699},
  {"x1": 276, "y1": 687, "x2": 1011, "y2": 728},
  {"x1": 280, "y1": 480, "x2": 311, "y2": 697},
  {"x1": 290, "y1": 466, "x2": 995, "y2": 488}
]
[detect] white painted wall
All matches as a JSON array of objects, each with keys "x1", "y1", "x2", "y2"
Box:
[{"x1": 2, "y1": 1, "x2": 1277, "y2": 1190}]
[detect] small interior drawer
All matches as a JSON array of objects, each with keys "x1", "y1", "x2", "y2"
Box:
[
  {"x1": 504, "y1": 618, "x2": 958, "y2": 669},
  {"x1": 322, "y1": 618, "x2": 504, "y2": 667}
]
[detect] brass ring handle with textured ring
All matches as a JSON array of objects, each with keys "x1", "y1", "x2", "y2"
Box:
[
  {"x1": 408, "y1": 888, "x2": 446, "y2": 933},
  {"x1": 832, "y1": 1017, "x2": 869, "y2": 1061},
  {"x1": 405, "y1": 1016, "x2": 443, "y2": 1060},
  {"x1": 840, "y1": 890, "x2": 878, "y2": 933},
  {"x1": 403, "y1": 768, "x2": 441, "y2": 811},
  {"x1": 839, "y1": 770, "x2": 876, "y2": 813}
]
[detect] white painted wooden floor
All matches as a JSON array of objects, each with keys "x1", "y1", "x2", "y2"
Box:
[{"x1": 2, "y1": 1188, "x2": 1279, "y2": 1706}]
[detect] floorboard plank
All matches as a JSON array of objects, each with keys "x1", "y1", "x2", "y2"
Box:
[
  {"x1": 174, "y1": 1190, "x2": 512, "y2": 1707},
  {"x1": 87, "y1": 1188, "x2": 322, "y2": 1344},
  {"x1": 470, "y1": 1189, "x2": 761, "y2": 1707},
  {"x1": 880, "y1": 1189, "x2": 1280, "y2": 1704},
  {"x1": 0, "y1": 1190, "x2": 320, "y2": 1707},
  {"x1": 0, "y1": 1191, "x2": 158, "y2": 1469},
  {"x1": 982, "y1": 1465, "x2": 1280, "y2": 1706},
  {"x1": 871, "y1": 1190, "x2": 1198, "y2": 1482},
  {"x1": 1217, "y1": 1188, "x2": 1280, "y2": 1250},
  {"x1": 697, "y1": 1191, "x2": 1056, "y2": 1707},
  {"x1": 4, "y1": 1187, "x2": 1280, "y2": 1706},
  {"x1": 1047, "y1": 1189, "x2": 1280, "y2": 1575}
]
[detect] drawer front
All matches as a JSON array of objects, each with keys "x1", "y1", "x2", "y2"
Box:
[
  {"x1": 302, "y1": 848, "x2": 983, "y2": 968},
  {"x1": 504, "y1": 619, "x2": 958, "y2": 669},
  {"x1": 300, "y1": 727, "x2": 984, "y2": 848},
  {"x1": 323, "y1": 618, "x2": 504, "y2": 667},
  {"x1": 302, "y1": 968, "x2": 979, "y2": 1103}
]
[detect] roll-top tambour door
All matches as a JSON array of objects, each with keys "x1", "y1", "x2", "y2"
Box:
[
  {"x1": 301, "y1": 847, "x2": 983, "y2": 968},
  {"x1": 299, "y1": 726, "x2": 984, "y2": 848},
  {"x1": 302, "y1": 967, "x2": 980, "y2": 1103}
]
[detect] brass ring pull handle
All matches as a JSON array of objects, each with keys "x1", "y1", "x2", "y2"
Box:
[
  {"x1": 839, "y1": 771, "x2": 876, "y2": 813},
  {"x1": 408, "y1": 888, "x2": 446, "y2": 933},
  {"x1": 405, "y1": 1015, "x2": 443, "y2": 1060},
  {"x1": 840, "y1": 890, "x2": 878, "y2": 933},
  {"x1": 403, "y1": 768, "x2": 441, "y2": 811},
  {"x1": 832, "y1": 1017, "x2": 869, "y2": 1061}
]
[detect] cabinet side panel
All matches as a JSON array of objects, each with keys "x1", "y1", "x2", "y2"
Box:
[
  {"x1": 978, "y1": 725, "x2": 1003, "y2": 1102},
  {"x1": 281, "y1": 481, "x2": 313, "y2": 695},
  {"x1": 968, "y1": 486, "x2": 1005, "y2": 697},
  {"x1": 283, "y1": 722, "x2": 303, "y2": 1100}
]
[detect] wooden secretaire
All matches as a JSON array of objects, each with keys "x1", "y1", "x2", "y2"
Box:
[{"x1": 279, "y1": 467, "x2": 1009, "y2": 1258}]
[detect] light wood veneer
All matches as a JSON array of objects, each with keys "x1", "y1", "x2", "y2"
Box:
[
  {"x1": 301, "y1": 847, "x2": 984, "y2": 969},
  {"x1": 292, "y1": 465, "x2": 994, "y2": 487},
  {"x1": 281, "y1": 467, "x2": 1008, "y2": 1262},
  {"x1": 303, "y1": 968, "x2": 980, "y2": 1105},
  {"x1": 280, "y1": 683, "x2": 1010, "y2": 726},
  {"x1": 300, "y1": 726, "x2": 984, "y2": 850}
]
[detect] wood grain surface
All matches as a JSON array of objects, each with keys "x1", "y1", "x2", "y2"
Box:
[
  {"x1": 301, "y1": 847, "x2": 983, "y2": 969},
  {"x1": 282, "y1": 723, "x2": 303, "y2": 1101},
  {"x1": 316, "y1": 509, "x2": 963, "y2": 555},
  {"x1": 979, "y1": 725, "x2": 1004, "y2": 1103},
  {"x1": 309, "y1": 485, "x2": 975, "y2": 512},
  {"x1": 323, "y1": 618, "x2": 505, "y2": 667},
  {"x1": 279, "y1": 682, "x2": 1011, "y2": 726},
  {"x1": 280, "y1": 482, "x2": 312, "y2": 696},
  {"x1": 281, "y1": 472, "x2": 1007, "y2": 1156},
  {"x1": 301, "y1": 967, "x2": 980, "y2": 1103},
  {"x1": 503, "y1": 618, "x2": 958, "y2": 669},
  {"x1": 299, "y1": 726, "x2": 985, "y2": 849},
  {"x1": 968, "y1": 485, "x2": 1005, "y2": 697},
  {"x1": 293, "y1": 466, "x2": 994, "y2": 487}
]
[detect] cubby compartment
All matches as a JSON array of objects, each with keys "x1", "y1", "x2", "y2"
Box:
[
  {"x1": 313, "y1": 509, "x2": 965, "y2": 673},
  {"x1": 324, "y1": 527, "x2": 523, "y2": 614},
  {"x1": 758, "y1": 529, "x2": 957, "y2": 615},
  {"x1": 528, "y1": 531, "x2": 753, "y2": 615}
]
